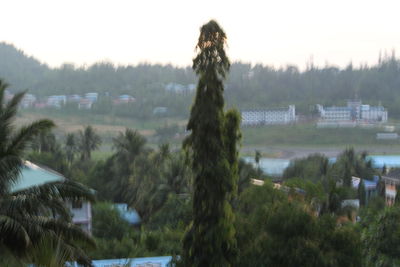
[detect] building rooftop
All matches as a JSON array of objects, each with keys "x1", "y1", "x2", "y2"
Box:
[
  {"x1": 66, "y1": 256, "x2": 173, "y2": 267},
  {"x1": 11, "y1": 161, "x2": 65, "y2": 192}
]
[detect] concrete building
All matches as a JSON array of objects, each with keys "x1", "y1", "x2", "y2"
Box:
[
  {"x1": 78, "y1": 98, "x2": 93, "y2": 110},
  {"x1": 382, "y1": 169, "x2": 400, "y2": 206},
  {"x1": 317, "y1": 100, "x2": 388, "y2": 125},
  {"x1": 241, "y1": 105, "x2": 296, "y2": 126},
  {"x1": 165, "y1": 82, "x2": 195, "y2": 94},
  {"x1": 47, "y1": 95, "x2": 67, "y2": 108},
  {"x1": 84, "y1": 92, "x2": 98, "y2": 102},
  {"x1": 11, "y1": 161, "x2": 93, "y2": 233},
  {"x1": 20, "y1": 94, "x2": 36, "y2": 108},
  {"x1": 114, "y1": 94, "x2": 136, "y2": 104},
  {"x1": 351, "y1": 176, "x2": 378, "y2": 204}
]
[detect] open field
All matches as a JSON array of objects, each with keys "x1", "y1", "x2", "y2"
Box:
[
  {"x1": 241, "y1": 123, "x2": 400, "y2": 146},
  {"x1": 17, "y1": 111, "x2": 400, "y2": 159}
]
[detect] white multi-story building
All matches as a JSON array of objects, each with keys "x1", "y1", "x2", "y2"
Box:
[
  {"x1": 317, "y1": 100, "x2": 387, "y2": 123},
  {"x1": 242, "y1": 105, "x2": 296, "y2": 126}
]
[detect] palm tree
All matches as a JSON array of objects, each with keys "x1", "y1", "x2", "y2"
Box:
[
  {"x1": 78, "y1": 125, "x2": 102, "y2": 161},
  {"x1": 0, "y1": 80, "x2": 54, "y2": 195},
  {"x1": 0, "y1": 80, "x2": 95, "y2": 266},
  {"x1": 113, "y1": 129, "x2": 146, "y2": 168},
  {"x1": 65, "y1": 132, "x2": 78, "y2": 164},
  {"x1": 109, "y1": 128, "x2": 147, "y2": 202}
]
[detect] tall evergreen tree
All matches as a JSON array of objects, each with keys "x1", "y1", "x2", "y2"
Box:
[
  {"x1": 358, "y1": 179, "x2": 366, "y2": 206},
  {"x1": 182, "y1": 20, "x2": 237, "y2": 267}
]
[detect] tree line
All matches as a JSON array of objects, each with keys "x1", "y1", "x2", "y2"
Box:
[{"x1": 3, "y1": 43, "x2": 400, "y2": 118}]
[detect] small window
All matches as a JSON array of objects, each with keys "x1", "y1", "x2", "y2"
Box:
[{"x1": 72, "y1": 200, "x2": 83, "y2": 209}]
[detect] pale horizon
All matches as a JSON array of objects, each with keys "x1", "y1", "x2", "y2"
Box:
[{"x1": 2, "y1": 0, "x2": 400, "y2": 69}]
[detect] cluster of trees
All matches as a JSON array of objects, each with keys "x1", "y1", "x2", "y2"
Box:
[
  {"x1": 4, "y1": 42, "x2": 400, "y2": 118},
  {"x1": 0, "y1": 80, "x2": 96, "y2": 266}
]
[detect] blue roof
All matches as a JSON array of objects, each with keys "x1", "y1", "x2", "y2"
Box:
[
  {"x1": 11, "y1": 161, "x2": 65, "y2": 192},
  {"x1": 367, "y1": 155, "x2": 400, "y2": 168},
  {"x1": 65, "y1": 256, "x2": 173, "y2": 267},
  {"x1": 364, "y1": 179, "x2": 377, "y2": 189},
  {"x1": 114, "y1": 203, "x2": 141, "y2": 225}
]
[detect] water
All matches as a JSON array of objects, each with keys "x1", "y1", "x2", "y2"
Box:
[
  {"x1": 243, "y1": 157, "x2": 290, "y2": 176},
  {"x1": 367, "y1": 155, "x2": 400, "y2": 168},
  {"x1": 243, "y1": 155, "x2": 400, "y2": 176}
]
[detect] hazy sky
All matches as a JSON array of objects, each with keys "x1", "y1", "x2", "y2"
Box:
[{"x1": 1, "y1": 0, "x2": 400, "y2": 69}]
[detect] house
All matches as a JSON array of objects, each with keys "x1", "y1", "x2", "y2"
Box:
[
  {"x1": 20, "y1": 93, "x2": 36, "y2": 108},
  {"x1": 84, "y1": 92, "x2": 98, "y2": 102},
  {"x1": 351, "y1": 176, "x2": 378, "y2": 204},
  {"x1": 241, "y1": 105, "x2": 296, "y2": 126},
  {"x1": 11, "y1": 161, "x2": 93, "y2": 233},
  {"x1": 78, "y1": 98, "x2": 93, "y2": 110},
  {"x1": 47, "y1": 95, "x2": 67, "y2": 108},
  {"x1": 114, "y1": 94, "x2": 136, "y2": 104},
  {"x1": 68, "y1": 94, "x2": 82, "y2": 103},
  {"x1": 382, "y1": 169, "x2": 400, "y2": 206},
  {"x1": 165, "y1": 82, "x2": 195, "y2": 94}
]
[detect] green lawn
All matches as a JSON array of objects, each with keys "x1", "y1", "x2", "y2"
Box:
[{"x1": 241, "y1": 123, "x2": 400, "y2": 147}]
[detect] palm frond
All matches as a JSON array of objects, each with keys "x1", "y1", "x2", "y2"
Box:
[
  {"x1": 8, "y1": 119, "x2": 55, "y2": 155},
  {"x1": 0, "y1": 214, "x2": 31, "y2": 251}
]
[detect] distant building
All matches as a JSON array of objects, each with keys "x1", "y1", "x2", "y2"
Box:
[
  {"x1": 317, "y1": 100, "x2": 388, "y2": 127},
  {"x1": 351, "y1": 176, "x2": 378, "y2": 204},
  {"x1": 377, "y1": 133, "x2": 399, "y2": 140},
  {"x1": 382, "y1": 169, "x2": 400, "y2": 206},
  {"x1": 165, "y1": 82, "x2": 195, "y2": 94},
  {"x1": 20, "y1": 93, "x2": 36, "y2": 108},
  {"x1": 68, "y1": 94, "x2": 82, "y2": 103},
  {"x1": 12, "y1": 161, "x2": 93, "y2": 233},
  {"x1": 241, "y1": 105, "x2": 296, "y2": 126},
  {"x1": 78, "y1": 98, "x2": 93, "y2": 110},
  {"x1": 153, "y1": 106, "x2": 168, "y2": 115},
  {"x1": 47, "y1": 95, "x2": 67, "y2": 108},
  {"x1": 114, "y1": 94, "x2": 136, "y2": 104},
  {"x1": 84, "y1": 92, "x2": 98, "y2": 102}
]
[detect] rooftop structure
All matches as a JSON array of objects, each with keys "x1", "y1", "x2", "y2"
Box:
[
  {"x1": 66, "y1": 256, "x2": 172, "y2": 267},
  {"x1": 11, "y1": 161, "x2": 93, "y2": 233}
]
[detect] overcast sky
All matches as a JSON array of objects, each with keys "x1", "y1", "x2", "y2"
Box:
[{"x1": 1, "y1": 0, "x2": 400, "y2": 69}]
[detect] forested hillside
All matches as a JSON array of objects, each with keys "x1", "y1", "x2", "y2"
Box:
[{"x1": 2, "y1": 42, "x2": 400, "y2": 117}]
